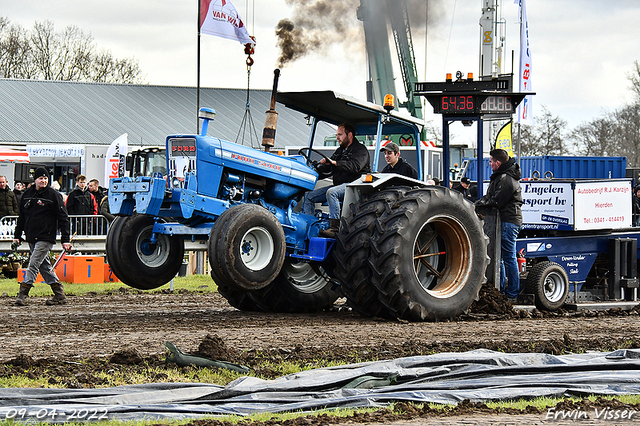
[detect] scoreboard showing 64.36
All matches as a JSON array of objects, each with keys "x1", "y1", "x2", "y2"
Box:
[{"x1": 431, "y1": 94, "x2": 516, "y2": 115}]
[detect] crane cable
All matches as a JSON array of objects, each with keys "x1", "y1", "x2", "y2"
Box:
[{"x1": 235, "y1": 0, "x2": 260, "y2": 149}]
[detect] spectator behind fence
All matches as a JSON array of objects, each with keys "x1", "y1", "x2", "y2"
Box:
[
  {"x1": 13, "y1": 181, "x2": 24, "y2": 207},
  {"x1": 100, "y1": 192, "x2": 115, "y2": 223},
  {"x1": 50, "y1": 181, "x2": 66, "y2": 203},
  {"x1": 65, "y1": 175, "x2": 98, "y2": 234},
  {"x1": 0, "y1": 175, "x2": 18, "y2": 218},
  {"x1": 89, "y1": 179, "x2": 111, "y2": 232},
  {"x1": 66, "y1": 175, "x2": 97, "y2": 215},
  {"x1": 88, "y1": 179, "x2": 106, "y2": 203}
]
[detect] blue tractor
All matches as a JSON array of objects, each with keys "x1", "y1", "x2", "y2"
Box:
[{"x1": 107, "y1": 91, "x2": 488, "y2": 321}]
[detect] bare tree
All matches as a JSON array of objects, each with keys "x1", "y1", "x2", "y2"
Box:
[
  {"x1": 423, "y1": 119, "x2": 442, "y2": 146},
  {"x1": 629, "y1": 60, "x2": 640, "y2": 101},
  {"x1": 0, "y1": 17, "x2": 34, "y2": 78},
  {"x1": 516, "y1": 105, "x2": 567, "y2": 156},
  {"x1": 0, "y1": 17, "x2": 142, "y2": 84},
  {"x1": 613, "y1": 103, "x2": 640, "y2": 167},
  {"x1": 570, "y1": 115, "x2": 617, "y2": 157}
]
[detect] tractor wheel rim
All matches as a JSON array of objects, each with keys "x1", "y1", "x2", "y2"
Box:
[
  {"x1": 240, "y1": 226, "x2": 274, "y2": 271},
  {"x1": 283, "y1": 261, "x2": 328, "y2": 294},
  {"x1": 135, "y1": 226, "x2": 170, "y2": 267},
  {"x1": 412, "y1": 214, "x2": 472, "y2": 298}
]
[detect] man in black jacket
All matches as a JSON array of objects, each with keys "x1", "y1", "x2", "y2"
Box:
[
  {"x1": 13, "y1": 167, "x2": 72, "y2": 306},
  {"x1": 0, "y1": 175, "x2": 18, "y2": 218},
  {"x1": 88, "y1": 178, "x2": 106, "y2": 203},
  {"x1": 452, "y1": 176, "x2": 471, "y2": 196},
  {"x1": 303, "y1": 123, "x2": 371, "y2": 237},
  {"x1": 66, "y1": 174, "x2": 97, "y2": 234},
  {"x1": 66, "y1": 175, "x2": 97, "y2": 215},
  {"x1": 380, "y1": 142, "x2": 418, "y2": 179},
  {"x1": 475, "y1": 149, "x2": 523, "y2": 302},
  {"x1": 13, "y1": 181, "x2": 24, "y2": 207}
]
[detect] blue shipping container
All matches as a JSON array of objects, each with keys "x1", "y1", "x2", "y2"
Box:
[{"x1": 462, "y1": 156, "x2": 627, "y2": 181}]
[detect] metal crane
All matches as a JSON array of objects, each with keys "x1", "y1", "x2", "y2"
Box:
[{"x1": 357, "y1": 0, "x2": 423, "y2": 121}]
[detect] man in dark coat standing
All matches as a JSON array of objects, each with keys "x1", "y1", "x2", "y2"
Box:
[
  {"x1": 13, "y1": 181, "x2": 24, "y2": 207},
  {"x1": 65, "y1": 174, "x2": 97, "y2": 234},
  {"x1": 0, "y1": 175, "x2": 18, "y2": 218},
  {"x1": 475, "y1": 149, "x2": 523, "y2": 302},
  {"x1": 13, "y1": 167, "x2": 72, "y2": 306},
  {"x1": 66, "y1": 175, "x2": 97, "y2": 216}
]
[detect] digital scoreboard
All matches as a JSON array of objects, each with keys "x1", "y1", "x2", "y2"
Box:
[
  {"x1": 414, "y1": 78, "x2": 530, "y2": 117},
  {"x1": 423, "y1": 93, "x2": 526, "y2": 116},
  {"x1": 432, "y1": 94, "x2": 517, "y2": 115}
]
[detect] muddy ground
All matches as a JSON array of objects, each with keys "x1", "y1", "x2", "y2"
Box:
[{"x1": 2, "y1": 285, "x2": 640, "y2": 424}]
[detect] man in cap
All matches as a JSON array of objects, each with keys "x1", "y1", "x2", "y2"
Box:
[
  {"x1": 13, "y1": 167, "x2": 72, "y2": 306},
  {"x1": 452, "y1": 176, "x2": 472, "y2": 196},
  {"x1": 380, "y1": 142, "x2": 418, "y2": 179}
]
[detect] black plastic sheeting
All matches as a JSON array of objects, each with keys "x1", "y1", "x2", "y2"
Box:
[{"x1": 1, "y1": 348, "x2": 640, "y2": 423}]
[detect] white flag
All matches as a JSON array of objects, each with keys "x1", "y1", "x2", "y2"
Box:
[
  {"x1": 515, "y1": 0, "x2": 534, "y2": 125},
  {"x1": 104, "y1": 133, "x2": 128, "y2": 187},
  {"x1": 200, "y1": 0, "x2": 254, "y2": 45}
]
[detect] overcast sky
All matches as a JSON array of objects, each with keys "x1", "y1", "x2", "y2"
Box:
[{"x1": 2, "y1": 0, "x2": 640, "y2": 147}]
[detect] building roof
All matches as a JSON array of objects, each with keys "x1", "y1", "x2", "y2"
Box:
[{"x1": 0, "y1": 79, "x2": 332, "y2": 149}]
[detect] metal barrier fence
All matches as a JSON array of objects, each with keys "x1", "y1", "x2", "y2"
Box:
[
  {"x1": 0, "y1": 216, "x2": 208, "y2": 254},
  {"x1": 0, "y1": 215, "x2": 109, "y2": 253},
  {"x1": 0, "y1": 215, "x2": 110, "y2": 237}
]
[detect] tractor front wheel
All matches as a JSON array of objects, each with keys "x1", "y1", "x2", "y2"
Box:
[
  {"x1": 108, "y1": 214, "x2": 184, "y2": 290},
  {"x1": 209, "y1": 204, "x2": 286, "y2": 291}
]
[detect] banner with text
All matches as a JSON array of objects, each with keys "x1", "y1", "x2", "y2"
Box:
[
  {"x1": 515, "y1": 0, "x2": 534, "y2": 125},
  {"x1": 200, "y1": 0, "x2": 254, "y2": 45},
  {"x1": 104, "y1": 133, "x2": 128, "y2": 188},
  {"x1": 517, "y1": 179, "x2": 632, "y2": 231}
]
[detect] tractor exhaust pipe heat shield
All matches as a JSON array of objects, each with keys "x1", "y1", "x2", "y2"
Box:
[{"x1": 262, "y1": 69, "x2": 280, "y2": 152}]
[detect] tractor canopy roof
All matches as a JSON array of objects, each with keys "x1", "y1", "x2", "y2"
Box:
[{"x1": 276, "y1": 91, "x2": 423, "y2": 137}]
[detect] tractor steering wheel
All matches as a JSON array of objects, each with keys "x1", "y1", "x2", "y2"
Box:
[{"x1": 298, "y1": 148, "x2": 333, "y2": 179}]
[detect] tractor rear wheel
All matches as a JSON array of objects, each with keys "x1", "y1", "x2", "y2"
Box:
[
  {"x1": 216, "y1": 282, "x2": 263, "y2": 311},
  {"x1": 526, "y1": 261, "x2": 569, "y2": 311},
  {"x1": 332, "y1": 187, "x2": 409, "y2": 318},
  {"x1": 369, "y1": 187, "x2": 488, "y2": 321},
  {"x1": 248, "y1": 260, "x2": 339, "y2": 313},
  {"x1": 109, "y1": 214, "x2": 184, "y2": 290}
]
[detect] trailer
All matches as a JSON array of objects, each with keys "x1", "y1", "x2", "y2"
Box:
[
  {"x1": 412, "y1": 76, "x2": 638, "y2": 312},
  {"x1": 461, "y1": 155, "x2": 628, "y2": 181},
  {"x1": 514, "y1": 177, "x2": 639, "y2": 310}
]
